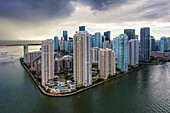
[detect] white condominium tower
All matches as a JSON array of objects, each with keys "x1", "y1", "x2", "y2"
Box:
[
  {"x1": 128, "y1": 39, "x2": 139, "y2": 66},
  {"x1": 41, "y1": 39, "x2": 54, "y2": 86},
  {"x1": 91, "y1": 47, "x2": 99, "y2": 63},
  {"x1": 73, "y1": 31, "x2": 92, "y2": 87},
  {"x1": 98, "y1": 48, "x2": 116, "y2": 79}
]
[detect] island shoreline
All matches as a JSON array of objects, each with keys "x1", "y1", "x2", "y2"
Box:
[{"x1": 20, "y1": 58, "x2": 142, "y2": 97}]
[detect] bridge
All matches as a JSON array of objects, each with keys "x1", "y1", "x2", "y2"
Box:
[
  {"x1": 0, "y1": 43, "x2": 41, "y2": 46},
  {"x1": 0, "y1": 40, "x2": 42, "y2": 46}
]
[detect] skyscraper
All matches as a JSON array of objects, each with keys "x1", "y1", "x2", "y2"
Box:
[
  {"x1": 98, "y1": 48, "x2": 116, "y2": 79},
  {"x1": 61, "y1": 37, "x2": 63, "y2": 41},
  {"x1": 24, "y1": 45, "x2": 28, "y2": 62},
  {"x1": 124, "y1": 29, "x2": 135, "y2": 40},
  {"x1": 128, "y1": 39, "x2": 139, "y2": 66},
  {"x1": 140, "y1": 27, "x2": 150, "y2": 62},
  {"x1": 79, "y1": 26, "x2": 85, "y2": 31},
  {"x1": 73, "y1": 31, "x2": 92, "y2": 87},
  {"x1": 95, "y1": 32, "x2": 103, "y2": 48},
  {"x1": 54, "y1": 36, "x2": 59, "y2": 51},
  {"x1": 91, "y1": 35, "x2": 95, "y2": 47},
  {"x1": 167, "y1": 37, "x2": 170, "y2": 50},
  {"x1": 65, "y1": 41, "x2": 69, "y2": 51},
  {"x1": 150, "y1": 36, "x2": 155, "y2": 51},
  {"x1": 104, "y1": 31, "x2": 111, "y2": 41},
  {"x1": 160, "y1": 36, "x2": 168, "y2": 52},
  {"x1": 60, "y1": 41, "x2": 65, "y2": 51},
  {"x1": 155, "y1": 40, "x2": 160, "y2": 51},
  {"x1": 63, "y1": 31, "x2": 68, "y2": 41},
  {"x1": 113, "y1": 34, "x2": 128, "y2": 72},
  {"x1": 41, "y1": 39, "x2": 54, "y2": 86},
  {"x1": 68, "y1": 41, "x2": 73, "y2": 51},
  {"x1": 91, "y1": 47, "x2": 99, "y2": 63},
  {"x1": 103, "y1": 41, "x2": 110, "y2": 49}
]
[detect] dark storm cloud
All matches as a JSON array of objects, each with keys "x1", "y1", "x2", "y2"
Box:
[
  {"x1": 0, "y1": 0, "x2": 75, "y2": 20},
  {"x1": 78, "y1": 0, "x2": 128, "y2": 11},
  {"x1": 0, "y1": 0, "x2": 169, "y2": 22},
  {"x1": 135, "y1": 0, "x2": 170, "y2": 20}
]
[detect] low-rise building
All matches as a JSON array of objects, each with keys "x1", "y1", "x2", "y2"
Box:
[
  {"x1": 57, "y1": 79, "x2": 66, "y2": 86},
  {"x1": 150, "y1": 51, "x2": 165, "y2": 58},
  {"x1": 67, "y1": 80, "x2": 76, "y2": 89},
  {"x1": 68, "y1": 82, "x2": 76, "y2": 89}
]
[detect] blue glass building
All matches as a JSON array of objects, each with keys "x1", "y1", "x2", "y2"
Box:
[
  {"x1": 65, "y1": 41, "x2": 69, "y2": 51},
  {"x1": 91, "y1": 35, "x2": 95, "y2": 47},
  {"x1": 104, "y1": 31, "x2": 110, "y2": 41},
  {"x1": 54, "y1": 36, "x2": 59, "y2": 51},
  {"x1": 140, "y1": 27, "x2": 150, "y2": 62},
  {"x1": 160, "y1": 36, "x2": 168, "y2": 52},
  {"x1": 95, "y1": 32, "x2": 102, "y2": 48},
  {"x1": 79, "y1": 26, "x2": 85, "y2": 31},
  {"x1": 150, "y1": 36, "x2": 155, "y2": 51},
  {"x1": 68, "y1": 42, "x2": 73, "y2": 51},
  {"x1": 63, "y1": 31, "x2": 68, "y2": 41},
  {"x1": 124, "y1": 29, "x2": 135, "y2": 40},
  {"x1": 113, "y1": 34, "x2": 128, "y2": 72}
]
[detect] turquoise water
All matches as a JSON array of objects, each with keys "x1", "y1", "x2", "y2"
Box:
[
  {"x1": 92, "y1": 71, "x2": 97, "y2": 74},
  {"x1": 55, "y1": 87, "x2": 67, "y2": 89},
  {"x1": 0, "y1": 45, "x2": 170, "y2": 113}
]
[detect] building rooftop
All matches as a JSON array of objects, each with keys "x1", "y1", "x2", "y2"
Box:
[{"x1": 120, "y1": 34, "x2": 127, "y2": 36}]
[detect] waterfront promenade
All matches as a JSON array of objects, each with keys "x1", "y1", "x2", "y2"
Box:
[{"x1": 20, "y1": 58, "x2": 142, "y2": 97}]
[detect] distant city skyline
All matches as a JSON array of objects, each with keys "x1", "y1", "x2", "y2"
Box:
[{"x1": 0, "y1": 0, "x2": 170, "y2": 40}]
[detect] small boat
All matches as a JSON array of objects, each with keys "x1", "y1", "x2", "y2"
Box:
[{"x1": 1, "y1": 52, "x2": 7, "y2": 55}]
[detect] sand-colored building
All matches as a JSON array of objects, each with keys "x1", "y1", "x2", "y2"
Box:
[
  {"x1": 73, "y1": 31, "x2": 92, "y2": 87},
  {"x1": 98, "y1": 48, "x2": 116, "y2": 79}
]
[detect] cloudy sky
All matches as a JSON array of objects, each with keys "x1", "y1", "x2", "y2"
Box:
[{"x1": 0, "y1": 0, "x2": 170, "y2": 40}]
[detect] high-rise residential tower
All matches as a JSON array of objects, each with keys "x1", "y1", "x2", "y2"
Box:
[
  {"x1": 98, "y1": 48, "x2": 116, "y2": 79},
  {"x1": 160, "y1": 36, "x2": 168, "y2": 52},
  {"x1": 54, "y1": 36, "x2": 59, "y2": 51},
  {"x1": 167, "y1": 37, "x2": 170, "y2": 50},
  {"x1": 140, "y1": 27, "x2": 150, "y2": 62},
  {"x1": 60, "y1": 41, "x2": 65, "y2": 51},
  {"x1": 73, "y1": 31, "x2": 92, "y2": 87},
  {"x1": 128, "y1": 39, "x2": 139, "y2": 66},
  {"x1": 155, "y1": 40, "x2": 160, "y2": 51},
  {"x1": 41, "y1": 39, "x2": 54, "y2": 86},
  {"x1": 103, "y1": 41, "x2": 110, "y2": 49},
  {"x1": 150, "y1": 36, "x2": 155, "y2": 51},
  {"x1": 113, "y1": 34, "x2": 128, "y2": 72},
  {"x1": 65, "y1": 41, "x2": 69, "y2": 51},
  {"x1": 91, "y1": 35, "x2": 95, "y2": 47},
  {"x1": 124, "y1": 29, "x2": 135, "y2": 40},
  {"x1": 91, "y1": 47, "x2": 99, "y2": 63},
  {"x1": 63, "y1": 31, "x2": 68, "y2": 41},
  {"x1": 24, "y1": 45, "x2": 28, "y2": 62},
  {"x1": 95, "y1": 32, "x2": 103, "y2": 48}
]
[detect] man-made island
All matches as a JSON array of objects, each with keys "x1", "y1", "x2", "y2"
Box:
[
  {"x1": 20, "y1": 27, "x2": 170, "y2": 97},
  {"x1": 20, "y1": 57, "x2": 142, "y2": 97}
]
